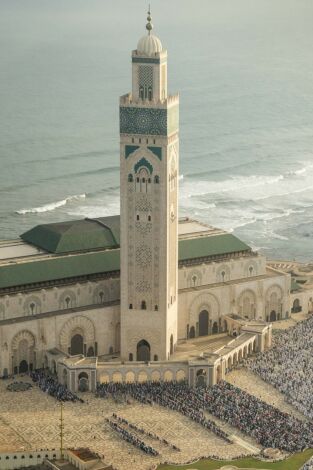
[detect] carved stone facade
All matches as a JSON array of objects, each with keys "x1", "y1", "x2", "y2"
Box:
[{"x1": 119, "y1": 33, "x2": 179, "y2": 362}]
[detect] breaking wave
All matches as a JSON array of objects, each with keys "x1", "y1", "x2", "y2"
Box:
[{"x1": 16, "y1": 194, "x2": 86, "y2": 215}]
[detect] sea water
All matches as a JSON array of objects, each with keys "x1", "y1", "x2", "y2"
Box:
[{"x1": 0, "y1": 0, "x2": 313, "y2": 262}]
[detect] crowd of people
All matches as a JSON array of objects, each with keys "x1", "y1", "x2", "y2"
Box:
[
  {"x1": 302, "y1": 456, "x2": 313, "y2": 470},
  {"x1": 30, "y1": 369, "x2": 83, "y2": 402},
  {"x1": 96, "y1": 380, "x2": 313, "y2": 453},
  {"x1": 96, "y1": 381, "x2": 231, "y2": 443},
  {"x1": 107, "y1": 417, "x2": 159, "y2": 456},
  {"x1": 246, "y1": 316, "x2": 313, "y2": 419},
  {"x1": 203, "y1": 381, "x2": 313, "y2": 452},
  {"x1": 112, "y1": 413, "x2": 180, "y2": 451}
]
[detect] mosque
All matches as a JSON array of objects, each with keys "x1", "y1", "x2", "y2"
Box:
[{"x1": 0, "y1": 12, "x2": 296, "y2": 390}]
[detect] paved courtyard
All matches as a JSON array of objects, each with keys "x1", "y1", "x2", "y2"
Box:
[{"x1": 0, "y1": 377, "x2": 250, "y2": 470}]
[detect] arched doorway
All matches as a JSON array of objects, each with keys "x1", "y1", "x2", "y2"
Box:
[
  {"x1": 212, "y1": 321, "x2": 218, "y2": 334},
  {"x1": 196, "y1": 369, "x2": 207, "y2": 387},
  {"x1": 189, "y1": 326, "x2": 195, "y2": 338},
  {"x1": 170, "y1": 334, "x2": 174, "y2": 355},
  {"x1": 87, "y1": 346, "x2": 94, "y2": 357},
  {"x1": 19, "y1": 360, "x2": 28, "y2": 373},
  {"x1": 292, "y1": 298, "x2": 301, "y2": 313},
  {"x1": 136, "y1": 340, "x2": 150, "y2": 361},
  {"x1": 78, "y1": 372, "x2": 89, "y2": 392},
  {"x1": 199, "y1": 310, "x2": 209, "y2": 336},
  {"x1": 71, "y1": 334, "x2": 83, "y2": 355},
  {"x1": 270, "y1": 310, "x2": 277, "y2": 322}
]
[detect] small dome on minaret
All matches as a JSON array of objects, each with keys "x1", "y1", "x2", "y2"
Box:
[{"x1": 137, "y1": 8, "x2": 163, "y2": 56}]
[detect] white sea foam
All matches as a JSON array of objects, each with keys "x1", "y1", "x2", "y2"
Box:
[
  {"x1": 180, "y1": 174, "x2": 285, "y2": 200},
  {"x1": 268, "y1": 231, "x2": 289, "y2": 241},
  {"x1": 286, "y1": 162, "x2": 313, "y2": 177},
  {"x1": 16, "y1": 194, "x2": 86, "y2": 215}
]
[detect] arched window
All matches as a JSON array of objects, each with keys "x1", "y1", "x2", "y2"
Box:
[
  {"x1": 154, "y1": 354, "x2": 158, "y2": 361},
  {"x1": 154, "y1": 304, "x2": 158, "y2": 311},
  {"x1": 141, "y1": 300, "x2": 147, "y2": 310},
  {"x1": 129, "y1": 303, "x2": 133, "y2": 309},
  {"x1": 128, "y1": 174, "x2": 133, "y2": 182},
  {"x1": 148, "y1": 86, "x2": 153, "y2": 100},
  {"x1": 139, "y1": 86, "x2": 144, "y2": 99},
  {"x1": 30, "y1": 302, "x2": 35, "y2": 315},
  {"x1": 199, "y1": 310, "x2": 209, "y2": 336},
  {"x1": 129, "y1": 353, "x2": 133, "y2": 361},
  {"x1": 154, "y1": 175, "x2": 160, "y2": 184}
]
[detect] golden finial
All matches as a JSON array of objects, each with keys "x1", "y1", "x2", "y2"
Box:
[{"x1": 146, "y1": 5, "x2": 153, "y2": 35}]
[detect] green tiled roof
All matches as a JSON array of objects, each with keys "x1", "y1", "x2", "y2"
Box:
[
  {"x1": 21, "y1": 216, "x2": 120, "y2": 254},
  {"x1": 0, "y1": 250, "x2": 120, "y2": 289},
  {"x1": 179, "y1": 233, "x2": 250, "y2": 261},
  {"x1": 0, "y1": 219, "x2": 251, "y2": 290}
]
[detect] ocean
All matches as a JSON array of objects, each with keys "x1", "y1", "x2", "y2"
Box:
[{"x1": 1, "y1": 0, "x2": 313, "y2": 262}]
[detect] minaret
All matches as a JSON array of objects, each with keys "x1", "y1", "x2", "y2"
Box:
[{"x1": 119, "y1": 10, "x2": 179, "y2": 362}]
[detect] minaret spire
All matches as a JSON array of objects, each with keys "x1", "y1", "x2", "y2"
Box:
[{"x1": 146, "y1": 6, "x2": 153, "y2": 35}]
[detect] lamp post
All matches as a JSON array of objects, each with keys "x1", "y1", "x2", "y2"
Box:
[{"x1": 59, "y1": 402, "x2": 64, "y2": 460}]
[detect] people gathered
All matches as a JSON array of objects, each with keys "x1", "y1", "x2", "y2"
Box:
[
  {"x1": 97, "y1": 381, "x2": 232, "y2": 444},
  {"x1": 204, "y1": 380, "x2": 313, "y2": 452},
  {"x1": 96, "y1": 379, "x2": 313, "y2": 453},
  {"x1": 112, "y1": 413, "x2": 180, "y2": 451},
  {"x1": 246, "y1": 316, "x2": 313, "y2": 419},
  {"x1": 107, "y1": 417, "x2": 159, "y2": 456},
  {"x1": 30, "y1": 369, "x2": 83, "y2": 402},
  {"x1": 302, "y1": 456, "x2": 313, "y2": 470}
]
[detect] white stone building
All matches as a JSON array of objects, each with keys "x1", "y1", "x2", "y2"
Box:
[{"x1": 0, "y1": 13, "x2": 289, "y2": 386}]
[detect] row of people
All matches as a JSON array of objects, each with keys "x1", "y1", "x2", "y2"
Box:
[
  {"x1": 107, "y1": 418, "x2": 159, "y2": 456},
  {"x1": 112, "y1": 413, "x2": 180, "y2": 451},
  {"x1": 30, "y1": 369, "x2": 83, "y2": 402},
  {"x1": 97, "y1": 381, "x2": 231, "y2": 443},
  {"x1": 246, "y1": 316, "x2": 313, "y2": 419}
]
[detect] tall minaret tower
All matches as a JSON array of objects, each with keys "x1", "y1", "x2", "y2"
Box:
[{"x1": 120, "y1": 10, "x2": 179, "y2": 362}]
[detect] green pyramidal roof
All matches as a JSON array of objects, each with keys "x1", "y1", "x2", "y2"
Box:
[
  {"x1": 21, "y1": 216, "x2": 120, "y2": 253},
  {"x1": 0, "y1": 217, "x2": 253, "y2": 290}
]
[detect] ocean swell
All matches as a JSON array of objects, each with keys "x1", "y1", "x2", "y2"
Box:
[{"x1": 16, "y1": 194, "x2": 86, "y2": 215}]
